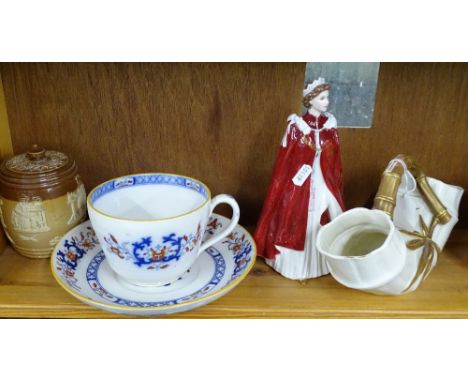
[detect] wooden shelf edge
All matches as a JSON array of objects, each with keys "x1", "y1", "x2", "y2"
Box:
[{"x1": 1, "y1": 229, "x2": 468, "y2": 318}]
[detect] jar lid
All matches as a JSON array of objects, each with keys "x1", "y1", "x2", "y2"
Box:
[
  {"x1": 4, "y1": 144, "x2": 70, "y2": 174},
  {"x1": 0, "y1": 144, "x2": 79, "y2": 200}
]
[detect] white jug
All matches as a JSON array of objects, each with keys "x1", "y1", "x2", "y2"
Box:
[{"x1": 316, "y1": 156, "x2": 464, "y2": 295}]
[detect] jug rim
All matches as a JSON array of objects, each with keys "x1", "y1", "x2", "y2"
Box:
[{"x1": 316, "y1": 207, "x2": 395, "y2": 261}]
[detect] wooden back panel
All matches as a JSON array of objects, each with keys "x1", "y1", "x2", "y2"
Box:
[
  {"x1": 0, "y1": 74, "x2": 13, "y2": 253},
  {"x1": 339, "y1": 62, "x2": 468, "y2": 226},
  {"x1": 1, "y1": 62, "x2": 467, "y2": 226}
]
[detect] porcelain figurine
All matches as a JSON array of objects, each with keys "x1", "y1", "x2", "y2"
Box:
[
  {"x1": 317, "y1": 155, "x2": 463, "y2": 295},
  {"x1": 254, "y1": 78, "x2": 345, "y2": 280}
]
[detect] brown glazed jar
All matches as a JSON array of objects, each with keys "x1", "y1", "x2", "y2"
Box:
[{"x1": 0, "y1": 144, "x2": 87, "y2": 258}]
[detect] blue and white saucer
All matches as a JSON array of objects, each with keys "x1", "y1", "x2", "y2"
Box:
[{"x1": 50, "y1": 213, "x2": 256, "y2": 316}]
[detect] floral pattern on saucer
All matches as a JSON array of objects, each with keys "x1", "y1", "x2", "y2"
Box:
[
  {"x1": 223, "y1": 231, "x2": 253, "y2": 280},
  {"x1": 85, "y1": 248, "x2": 226, "y2": 307},
  {"x1": 55, "y1": 226, "x2": 99, "y2": 290}
]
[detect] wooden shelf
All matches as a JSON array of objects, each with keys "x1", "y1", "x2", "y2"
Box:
[{"x1": 1, "y1": 228, "x2": 468, "y2": 318}]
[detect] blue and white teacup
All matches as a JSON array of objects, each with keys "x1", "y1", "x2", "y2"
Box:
[{"x1": 87, "y1": 173, "x2": 240, "y2": 287}]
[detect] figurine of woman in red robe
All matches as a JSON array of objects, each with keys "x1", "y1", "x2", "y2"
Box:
[{"x1": 254, "y1": 78, "x2": 345, "y2": 280}]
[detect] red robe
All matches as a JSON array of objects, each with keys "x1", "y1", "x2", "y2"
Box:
[{"x1": 254, "y1": 112, "x2": 345, "y2": 260}]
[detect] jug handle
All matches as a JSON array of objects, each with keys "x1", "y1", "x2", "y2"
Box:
[
  {"x1": 397, "y1": 155, "x2": 451, "y2": 224},
  {"x1": 372, "y1": 160, "x2": 404, "y2": 219},
  {"x1": 373, "y1": 155, "x2": 452, "y2": 224}
]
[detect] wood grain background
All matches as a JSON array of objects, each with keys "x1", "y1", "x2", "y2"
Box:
[
  {"x1": 0, "y1": 62, "x2": 467, "y2": 226},
  {"x1": 340, "y1": 62, "x2": 468, "y2": 224},
  {"x1": 0, "y1": 74, "x2": 13, "y2": 253}
]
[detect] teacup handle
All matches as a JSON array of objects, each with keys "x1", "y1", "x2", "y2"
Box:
[{"x1": 198, "y1": 194, "x2": 240, "y2": 255}]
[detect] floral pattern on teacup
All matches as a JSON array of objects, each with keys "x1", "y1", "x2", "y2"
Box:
[
  {"x1": 103, "y1": 224, "x2": 202, "y2": 271},
  {"x1": 205, "y1": 217, "x2": 222, "y2": 236}
]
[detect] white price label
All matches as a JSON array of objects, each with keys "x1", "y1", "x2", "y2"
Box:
[{"x1": 292, "y1": 164, "x2": 312, "y2": 186}]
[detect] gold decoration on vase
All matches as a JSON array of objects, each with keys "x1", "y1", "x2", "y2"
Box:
[
  {"x1": 398, "y1": 155, "x2": 452, "y2": 224},
  {"x1": 400, "y1": 215, "x2": 441, "y2": 292},
  {"x1": 372, "y1": 161, "x2": 404, "y2": 218}
]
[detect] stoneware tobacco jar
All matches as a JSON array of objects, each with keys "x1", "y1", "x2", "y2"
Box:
[{"x1": 0, "y1": 144, "x2": 87, "y2": 258}]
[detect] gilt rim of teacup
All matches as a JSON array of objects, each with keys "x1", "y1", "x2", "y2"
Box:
[
  {"x1": 87, "y1": 172, "x2": 211, "y2": 222},
  {"x1": 49, "y1": 218, "x2": 257, "y2": 313}
]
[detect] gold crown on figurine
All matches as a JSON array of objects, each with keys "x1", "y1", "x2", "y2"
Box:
[{"x1": 302, "y1": 77, "x2": 331, "y2": 107}]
